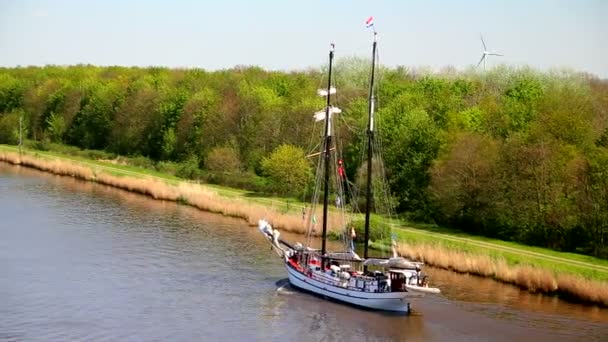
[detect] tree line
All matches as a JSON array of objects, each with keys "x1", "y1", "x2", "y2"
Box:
[{"x1": 0, "y1": 63, "x2": 606, "y2": 258}]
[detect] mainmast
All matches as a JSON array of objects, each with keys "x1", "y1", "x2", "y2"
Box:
[
  {"x1": 320, "y1": 44, "x2": 335, "y2": 265},
  {"x1": 363, "y1": 32, "x2": 377, "y2": 269}
]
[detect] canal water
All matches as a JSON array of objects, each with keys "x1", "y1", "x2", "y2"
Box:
[{"x1": 1, "y1": 163, "x2": 607, "y2": 341}]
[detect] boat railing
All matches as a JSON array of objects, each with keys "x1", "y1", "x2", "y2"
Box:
[{"x1": 289, "y1": 261, "x2": 394, "y2": 293}]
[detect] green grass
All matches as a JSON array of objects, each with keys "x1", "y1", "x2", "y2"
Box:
[
  {"x1": 402, "y1": 221, "x2": 608, "y2": 267},
  {"x1": 390, "y1": 227, "x2": 608, "y2": 281},
  {"x1": 400, "y1": 220, "x2": 608, "y2": 266},
  {"x1": 0, "y1": 143, "x2": 306, "y2": 213},
  {"x1": 5, "y1": 144, "x2": 182, "y2": 182},
  {"x1": 3, "y1": 142, "x2": 607, "y2": 282}
]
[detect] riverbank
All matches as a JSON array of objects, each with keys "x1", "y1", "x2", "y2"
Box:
[
  {"x1": 1, "y1": 144, "x2": 607, "y2": 307},
  {"x1": 0, "y1": 147, "x2": 345, "y2": 236}
]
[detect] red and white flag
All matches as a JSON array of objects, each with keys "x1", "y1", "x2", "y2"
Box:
[{"x1": 365, "y1": 16, "x2": 374, "y2": 28}]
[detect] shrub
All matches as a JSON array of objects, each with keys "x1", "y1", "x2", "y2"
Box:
[
  {"x1": 32, "y1": 139, "x2": 51, "y2": 151},
  {"x1": 156, "y1": 161, "x2": 179, "y2": 175},
  {"x1": 176, "y1": 156, "x2": 201, "y2": 179},
  {"x1": 45, "y1": 112, "x2": 66, "y2": 143},
  {"x1": 351, "y1": 214, "x2": 392, "y2": 243},
  {"x1": 206, "y1": 170, "x2": 269, "y2": 193},
  {"x1": 260, "y1": 144, "x2": 311, "y2": 196},
  {"x1": 205, "y1": 146, "x2": 241, "y2": 173},
  {"x1": 48, "y1": 143, "x2": 81, "y2": 155},
  {"x1": 127, "y1": 155, "x2": 156, "y2": 169},
  {"x1": 82, "y1": 149, "x2": 115, "y2": 160},
  {"x1": 0, "y1": 110, "x2": 21, "y2": 144}
]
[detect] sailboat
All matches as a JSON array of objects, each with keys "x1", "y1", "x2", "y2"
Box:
[{"x1": 258, "y1": 35, "x2": 440, "y2": 313}]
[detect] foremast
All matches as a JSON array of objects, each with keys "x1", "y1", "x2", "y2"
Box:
[
  {"x1": 363, "y1": 32, "x2": 378, "y2": 271},
  {"x1": 318, "y1": 44, "x2": 338, "y2": 268}
]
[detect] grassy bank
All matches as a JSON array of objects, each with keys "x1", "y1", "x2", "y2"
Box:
[
  {"x1": 0, "y1": 146, "x2": 342, "y2": 235},
  {"x1": 1, "y1": 144, "x2": 607, "y2": 307}
]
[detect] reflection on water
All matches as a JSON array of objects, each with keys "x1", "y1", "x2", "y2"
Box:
[
  {"x1": 430, "y1": 267, "x2": 607, "y2": 322},
  {"x1": 1, "y1": 162, "x2": 607, "y2": 341}
]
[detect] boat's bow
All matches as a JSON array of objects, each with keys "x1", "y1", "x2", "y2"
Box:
[{"x1": 257, "y1": 219, "x2": 289, "y2": 258}]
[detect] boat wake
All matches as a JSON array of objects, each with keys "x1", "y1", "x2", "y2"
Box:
[{"x1": 275, "y1": 278, "x2": 297, "y2": 295}]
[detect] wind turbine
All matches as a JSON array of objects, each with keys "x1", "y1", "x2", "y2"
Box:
[{"x1": 477, "y1": 35, "x2": 503, "y2": 71}]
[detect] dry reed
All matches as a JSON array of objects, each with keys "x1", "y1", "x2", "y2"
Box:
[
  {"x1": 396, "y1": 241, "x2": 608, "y2": 306},
  {"x1": 0, "y1": 151, "x2": 342, "y2": 235},
  {"x1": 2, "y1": 150, "x2": 606, "y2": 307}
]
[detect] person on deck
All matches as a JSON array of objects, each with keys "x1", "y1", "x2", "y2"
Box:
[
  {"x1": 336, "y1": 159, "x2": 346, "y2": 208},
  {"x1": 337, "y1": 159, "x2": 345, "y2": 179}
]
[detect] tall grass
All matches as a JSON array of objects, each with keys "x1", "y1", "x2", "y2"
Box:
[
  {"x1": 0, "y1": 151, "x2": 343, "y2": 235},
  {"x1": 1, "y1": 150, "x2": 606, "y2": 307},
  {"x1": 395, "y1": 242, "x2": 608, "y2": 306}
]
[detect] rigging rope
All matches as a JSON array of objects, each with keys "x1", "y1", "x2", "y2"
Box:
[{"x1": 304, "y1": 61, "x2": 352, "y2": 251}]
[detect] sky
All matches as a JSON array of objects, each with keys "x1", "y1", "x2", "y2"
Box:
[{"x1": 0, "y1": 0, "x2": 606, "y2": 77}]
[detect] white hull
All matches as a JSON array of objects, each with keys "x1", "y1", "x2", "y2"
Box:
[{"x1": 285, "y1": 262, "x2": 415, "y2": 313}]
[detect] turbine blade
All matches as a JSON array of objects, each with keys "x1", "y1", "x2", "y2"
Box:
[
  {"x1": 480, "y1": 35, "x2": 487, "y2": 51},
  {"x1": 488, "y1": 53, "x2": 503, "y2": 56},
  {"x1": 477, "y1": 54, "x2": 485, "y2": 67}
]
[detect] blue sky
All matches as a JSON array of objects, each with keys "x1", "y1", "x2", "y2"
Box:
[{"x1": 0, "y1": 0, "x2": 606, "y2": 77}]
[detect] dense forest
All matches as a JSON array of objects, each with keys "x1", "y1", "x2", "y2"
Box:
[{"x1": 1, "y1": 63, "x2": 607, "y2": 258}]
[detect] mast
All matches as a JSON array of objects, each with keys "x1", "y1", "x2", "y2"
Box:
[
  {"x1": 363, "y1": 33, "x2": 377, "y2": 268},
  {"x1": 320, "y1": 44, "x2": 335, "y2": 265}
]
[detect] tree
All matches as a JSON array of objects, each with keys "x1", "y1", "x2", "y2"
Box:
[
  {"x1": 161, "y1": 127, "x2": 177, "y2": 160},
  {"x1": 0, "y1": 74, "x2": 25, "y2": 113},
  {"x1": 261, "y1": 144, "x2": 311, "y2": 196},
  {"x1": 175, "y1": 87, "x2": 220, "y2": 159},
  {"x1": 23, "y1": 79, "x2": 63, "y2": 140},
  {"x1": 0, "y1": 109, "x2": 22, "y2": 144},
  {"x1": 153, "y1": 88, "x2": 189, "y2": 160},
  {"x1": 109, "y1": 80, "x2": 160, "y2": 155},
  {"x1": 67, "y1": 81, "x2": 125, "y2": 149},
  {"x1": 571, "y1": 148, "x2": 608, "y2": 256},
  {"x1": 446, "y1": 106, "x2": 484, "y2": 133},
  {"x1": 496, "y1": 135, "x2": 581, "y2": 247},
  {"x1": 502, "y1": 73, "x2": 544, "y2": 133},
  {"x1": 380, "y1": 98, "x2": 440, "y2": 217},
  {"x1": 45, "y1": 112, "x2": 66, "y2": 143},
  {"x1": 237, "y1": 82, "x2": 285, "y2": 170},
  {"x1": 430, "y1": 133, "x2": 501, "y2": 235}
]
